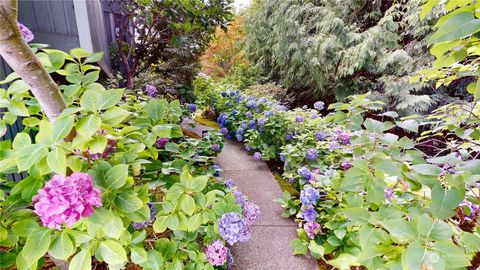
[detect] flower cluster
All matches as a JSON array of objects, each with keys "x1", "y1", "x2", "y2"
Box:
[
  {"x1": 206, "y1": 240, "x2": 229, "y2": 266},
  {"x1": 305, "y1": 148, "x2": 318, "y2": 161},
  {"x1": 243, "y1": 201, "x2": 260, "y2": 225},
  {"x1": 304, "y1": 222, "x2": 320, "y2": 239},
  {"x1": 297, "y1": 166, "x2": 312, "y2": 180},
  {"x1": 145, "y1": 84, "x2": 158, "y2": 97},
  {"x1": 33, "y1": 173, "x2": 102, "y2": 229},
  {"x1": 253, "y1": 152, "x2": 262, "y2": 160},
  {"x1": 300, "y1": 186, "x2": 320, "y2": 206},
  {"x1": 18, "y1": 23, "x2": 34, "y2": 42},
  {"x1": 211, "y1": 165, "x2": 221, "y2": 177},
  {"x1": 217, "y1": 212, "x2": 251, "y2": 245}
]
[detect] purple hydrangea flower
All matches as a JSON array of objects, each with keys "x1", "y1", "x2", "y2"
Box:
[
  {"x1": 236, "y1": 134, "x2": 243, "y2": 142},
  {"x1": 459, "y1": 200, "x2": 480, "y2": 221},
  {"x1": 132, "y1": 203, "x2": 157, "y2": 229},
  {"x1": 315, "y1": 131, "x2": 327, "y2": 141},
  {"x1": 328, "y1": 141, "x2": 341, "y2": 152},
  {"x1": 230, "y1": 91, "x2": 236, "y2": 97},
  {"x1": 226, "y1": 101, "x2": 230, "y2": 106},
  {"x1": 304, "y1": 222, "x2": 320, "y2": 239},
  {"x1": 225, "y1": 179, "x2": 235, "y2": 188},
  {"x1": 245, "y1": 145, "x2": 252, "y2": 151},
  {"x1": 297, "y1": 166, "x2": 312, "y2": 180},
  {"x1": 248, "y1": 120, "x2": 256, "y2": 129},
  {"x1": 253, "y1": 152, "x2": 262, "y2": 160},
  {"x1": 145, "y1": 84, "x2": 158, "y2": 97},
  {"x1": 221, "y1": 128, "x2": 229, "y2": 135},
  {"x1": 300, "y1": 186, "x2": 320, "y2": 206},
  {"x1": 188, "y1": 104, "x2": 197, "y2": 112},
  {"x1": 156, "y1": 137, "x2": 170, "y2": 148},
  {"x1": 285, "y1": 133, "x2": 294, "y2": 141},
  {"x1": 305, "y1": 148, "x2": 318, "y2": 161},
  {"x1": 246, "y1": 111, "x2": 253, "y2": 118},
  {"x1": 227, "y1": 249, "x2": 234, "y2": 270},
  {"x1": 265, "y1": 110, "x2": 274, "y2": 117},
  {"x1": 243, "y1": 201, "x2": 260, "y2": 225},
  {"x1": 221, "y1": 91, "x2": 228, "y2": 97},
  {"x1": 212, "y1": 144, "x2": 220, "y2": 152},
  {"x1": 295, "y1": 115, "x2": 304, "y2": 123},
  {"x1": 233, "y1": 190, "x2": 246, "y2": 207},
  {"x1": 246, "y1": 100, "x2": 258, "y2": 109},
  {"x1": 336, "y1": 130, "x2": 351, "y2": 145},
  {"x1": 257, "y1": 118, "x2": 267, "y2": 126},
  {"x1": 18, "y1": 23, "x2": 34, "y2": 42},
  {"x1": 314, "y1": 101, "x2": 325, "y2": 110},
  {"x1": 302, "y1": 206, "x2": 317, "y2": 223},
  {"x1": 341, "y1": 160, "x2": 352, "y2": 171},
  {"x1": 280, "y1": 153, "x2": 286, "y2": 162},
  {"x1": 384, "y1": 188, "x2": 394, "y2": 201},
  {"x1": 217, "y1": 212, "x2": 251, "y2": 245},
  {"x1": 310, "y1": 113, "x2": 319, "y2": 119},
  {"x1": 302, "y1": 105, "x2": 308, "y2": 109},
  {"x1": 206, "y1": 240, "x2": 228, "y2": 266}
]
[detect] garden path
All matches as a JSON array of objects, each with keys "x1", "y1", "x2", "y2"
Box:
[{"x1": 182, "y1": 119, "x2": 318, "y2": 270}]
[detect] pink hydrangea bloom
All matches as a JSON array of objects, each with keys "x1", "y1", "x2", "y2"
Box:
[
  {"x1": 206, "y1": 240, "x2": 229, "y2": 266},
  {"x1": 304, "y1": 222, "x2": 320, "y2": 239},
  {"x1": 17, "y1": 23, "x2": 34, "y2": 43},
  {"x1": 33, "y1": 172, "x2": 102, "y2": 230}
]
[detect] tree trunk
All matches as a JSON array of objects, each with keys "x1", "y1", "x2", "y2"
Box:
[{"x1": 0, "y1": 0, "x2": 67, "y2": 122}]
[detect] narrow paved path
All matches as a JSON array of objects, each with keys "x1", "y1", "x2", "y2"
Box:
[{"x1": 182, "y1": 119, "x2": 318, "y2": 270}]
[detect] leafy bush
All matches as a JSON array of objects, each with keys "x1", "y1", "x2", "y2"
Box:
[
  {"x1": 212, "y1": 85, "x2": 480, "y2": 268},
  {"x1": 243, "y1": 83, "x2": 290, "y2": 104},
  {"x1": 0, "y1": 47, "x2": 259, "y2": 270}
]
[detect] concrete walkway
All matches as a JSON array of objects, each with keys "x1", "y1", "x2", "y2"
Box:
[{"x1": 182, "y1": 119, "x2": 318, "y2": 270}]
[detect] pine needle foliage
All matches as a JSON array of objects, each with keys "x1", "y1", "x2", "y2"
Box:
[{"x1": 244, "y1": 0, "x2": 443, "y2": 114}]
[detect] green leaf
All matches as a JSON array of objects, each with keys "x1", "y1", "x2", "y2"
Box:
[
  {"x1": 77, "y1": 115, "x2": 102, "y2": 138},
  {"x1": 131, "y1": 247, "x2": 148, "y2": 265},
  {"x1": 191, "y1": 176, "x2": 208, "y2": 192},
  {"x1": 363, "y1": 118, "x2": 386, "y2": 133},
  {"x1": 115, "y1": 191, "x2": 143, "y2": 213},
  {"x1": 143, "y1": 250, "x2": 164, "y2": 270},
  {"x1": 22, "y1": 227, "x2": 51, "y2": 262},
  {"x1": 396, "y1": 119, "x2": 419, "y2": 133},
  {"x1": 153, "y1": 216, "x2": 169, "y2": 233},
  {"x1": 429, "y1": 10, "x2": 480, "y2": 43},
  {"x1": 380, "y1": 219, "x2": 416, "y2": 242},
  {"x1": 402, "y1": 241, "x2": 425, "y2": 270},
  {"x1": 97, "y1": 89, "x2": 124, "y2": 111},
  {"x1": 7, "y1": 80, "x2": 29, "y2": 95},
  {"x1": 98, "y1": 240, "x2": 127, "y2": 265},
  {"x1": 53, "y1": 115, "x2": 74, "y2": 141},
  {"x1": 82, "y1": 71, "x2": 100, "y2": 85},
  {"x1": 69, "y1": 249, "x2": 91, "y2": 270},
  {"x1": 16, "y1": 144, "x2": 48, "y2": 171},
  {"x1": 48, "y1": 231, "x2": 74, "y2": 260},
  {"x1": 308, "y1": 241, "x2": 324, "y2": 259},
  {"x1": 11, "y1": 219, "x2": 39, "y2": 237},
  {"x1": 187, "y1": 213, "x2": 202, "y2": 231},
  {"x1": 430, "y1": 184, "x2": 463, "y2": 219},
  {"x1": 181, "y1": 195, "x2": 195, "y2": 216},
  {"x1": 290, "y1": 239, "x2": 308, "y2": 255},
  {"x1": 85, "y1": 52, "x2": 104, "y2": 63},
  {"x1": 411, "y1": 164, "x2": 443, "y2": 176},
  {"x1": 80, "y1": 90, "x2": 101, "y2": 112},
  {"x1": 47, "y1": 148, "x2": 67, "y2": 175},
  {"x1": 70, "y1": 48, "x2": 91, "y2": 59},
  {"x1": 343, "y1": 207, "x2": 370, "y2": 225},
  {"x1": 101, "y1": 107, "x2": 130, "y2": 125},
  {"x1": 104, "y1": 164, "x2": 128, "y2": 190},
  {"x1": 328, "y1": 253, "x2": 359, "y2": 269},
  {"x1": 9, "y1": 100, "x2": 29, "y2": 116},
  {"x1": 146, "y1": 100, "x2": 167, "y2": 123}
]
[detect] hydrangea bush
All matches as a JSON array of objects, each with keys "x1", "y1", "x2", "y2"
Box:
[
  {"x1": 0, "y1": 47, "x2": 258, "y2": 270},
  {"x1": 211, "y1": 86, "x2": 480, "y2": 268}
]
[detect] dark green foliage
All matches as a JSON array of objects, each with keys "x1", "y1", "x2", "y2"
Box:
[{"x1": 244, "y1": 0, "x2": 445, "y2": 114}]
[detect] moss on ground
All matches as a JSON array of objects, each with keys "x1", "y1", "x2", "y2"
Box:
[
  {"x1": 194, "y1": 114, "x2": 220, "y2": 129},
  {"x1": 272, "y1": 172, "x2": 299, "y2": 196}
]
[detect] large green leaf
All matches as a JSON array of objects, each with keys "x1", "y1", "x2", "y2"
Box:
[
  {"x1": 69, "y1": 249, "x2": 91, "y2": 270},
  {"x1": 22, "y1": 227, "x2": 51, "y2": 262},
  {"x1": 429, "y1": 10, "x2": 480, "y2": 43},
  {"x1": 47, "y1": 148, "x2": 67, "y2": 175},
  {"x1": 48, "y1": 231, "x2": 74, "y2": 260},
  {"x1": 77, "y1": 114, "x2": 102, "y2": 138},
  {"x1": 430, "y1": 184, "x2": 462, "y2": 219},
  {"x1": 98, "y1": 240, "x2": 127, "y2": 265},
  {"x1": 104, "y1": 164, "x2": 128, "y2": 190},
  {"x1": 16, "y1": 144, "x2": 48, "y2": 171},
  {"x1": 380, "y1": 219, "x2": 416, "y2": 242}
]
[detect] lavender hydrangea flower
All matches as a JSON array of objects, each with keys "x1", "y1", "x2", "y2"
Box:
[
  {"x1": 253, "y1": 152, "x2": 262, "y2": 160},
  {"x1": 233, "y1": 190, "x2": 246, "y2": 207},
  {"x1": 236, "y1": 134, "x2": 243, "y2": 142},
  {"x1": 336, "y1": 130, "x2": 351, "y2": 145},
  {"x1": 384, "y1": 188, "x2": 394, "y2": 201},
  {"x1": 314, "y1": 101, "x2": 325, "y2": 110},
  {"x1": 226, "y1": 101, "x2": 230, "y2": 106},
  {"x1": 285, "y1": 133, "x2": 293, "y2": 141},
  {"x1": 280, "y1": 153, "x2": 286, "y2": 162},
  {"x1": 328, "y1": 141, "x2": 341, "y2": 152},
  {"x1": 248, "y1": 120, "x2": 256, "y2": 129},
  {"x1": 221, "y1": 128, "x2": 229, "y2": 135},
  {"x1": 459, "y1": 200, "x2": 480, "y2": 221},
  {"x1": 230, "y1": 91, "x2": 237, "y2": 97},
  {"x1": 300, "y1": 186, "x2": 320, "y2": 206},
  {"x1": 246, "y1": 100, "x2": 258, "y2": 109},
  {"x1": 245, "y1": 145, "x2": 252, "y2": 151},
  {"x1": 211, "y1": 144, "x2": 220, "y2": 152},
  {"x1": 265, "y1": 110, "x2": 274, "y2": 117},
  {"x1": 315, "y1": 131, "x2": 327, "y2": 141},
  {"x1": 227, "y1": 249, "x2": 234, "y2": 270},
  {"x1": 302, "y1": 206, "x2": 317, "y2": 223},
  {"x1": 257, "y1": 118, "x2": 267, "y2": 126},
  {"x1": 295, "y1": 115, "x2": 304, "y2": 123},
  {"x1": 310, "y1": 113, "x2": 319, "y2": 119},
  {"x1": 132, "y1": 203, "x2": 157, "y2": 229},
  {"x1": 18, "y1": 23, "x2": 34, "y2": 42},
  {"x1": 297, "y1": 166, "x2": 312, "y2": 180},
  {"x1": 305, "y1": 148, "x2": 318, "y2": 161},
  {"x1": 145, "y1": 84, "x2": 158, "y2": 97},
  {"x1": 246, "y1": 111, "x2": 253, "y2": 118},
  {"x1": 217, "y1": 212, "x2": 251, "y2": 245},
  {"x1": 206, "y1": 240, "x2": 228, "y2": 266},
  {"x1": 225, "y1": 179, "x2": 235, "y2": 188},
  {"x1": 243, "y1": 201, "x2": 260, "y2": 225},
  {"x1": 304, "y1": 222, "x2": 320, "y2": 239}
]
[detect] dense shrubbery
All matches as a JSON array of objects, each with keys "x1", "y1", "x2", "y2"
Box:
[
  {"x1": 211, "y1": 85, "x2": 480, "y2": 268},
  {"x1": 0, "y1": 47, "x2": 259, "y2": 270}
]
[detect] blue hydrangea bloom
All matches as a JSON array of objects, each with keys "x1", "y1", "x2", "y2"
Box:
[
  {"x1": 225, "y1": 179, "x2": 235, "y2": 188},
  {"x1": 221, "y1": 91, "x2": 227, "y2": 97},
  {"x1": 314, "y1": 101, "x2": 325, "y2": 110},
  {"x1": 229, "y1": 91, "x2": 236, "y2": 97},
  {"x1": 212, "y1": 144, "x2": 220, "y2": 152},
  {"x1": 246, "y1": 111, "x2": 253, "y2": 118},
  {"x1": 245, "y1": 145, "x2": 252, "y2": 151},
  {"x1": 285, "y1": 134, "x2": 293, "y2": 141},
  {"x1": 257, "y1": 118, "x2": 267, "y2": 126},
  {"x1": 188, "y1": 104, "x2": 197, "y2": 112},
  {"x1": 233, "y1": 190, "x2": 246, "y2": 207},
  {"x1": 264, "y1": 110, "x2": 274, "y2": 117},
  {"x1": 217, "y1": 212, "x2": 251, "y2": 245},
  {"x1": 236, "y1": 134, "x2": 243, "y2": 142},
  {"x1": 302, "y1": 206, "x2": 318, "y2": 223},
  {"x1": 248, "y1": 120, "x2": 256, "y2": 129},
  {"x1": 300, "y1": 187, "x2": 320, "y2": 206},
  {"x1": 211, "y1": 165, "x2": 221, "y2": 177},
  {"x1": 315, "y1": 131, "x2": 326, "y2": 141},
  {"x1": 253, "y1": 152, "x2": 262, "y2": 160},
  {"x1": 280, "y1": 153, "x2": 286, "y2": 162},
  {"x1": 246, "y1": 100, "x2": 258, "y2": 109},
  {"x1": 237, "y1": 128, "x2": 245, "y2": 135},
  {"x1": 297, "y1": 166, "x2": 312, "y2": 180},
  {"x1": 295, "y1": 115, "x2": 304, "y2": 123},
  {"x1": 221, "y1": 128, "x2": 229, "y2": 135},
  {"x1": 305, "y1": 148, "x2": 318, "y2": 161}
]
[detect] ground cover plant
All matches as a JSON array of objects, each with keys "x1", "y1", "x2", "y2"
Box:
[{"x1": 0, "y1": 42, "x2": 259, "y2": 269}]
